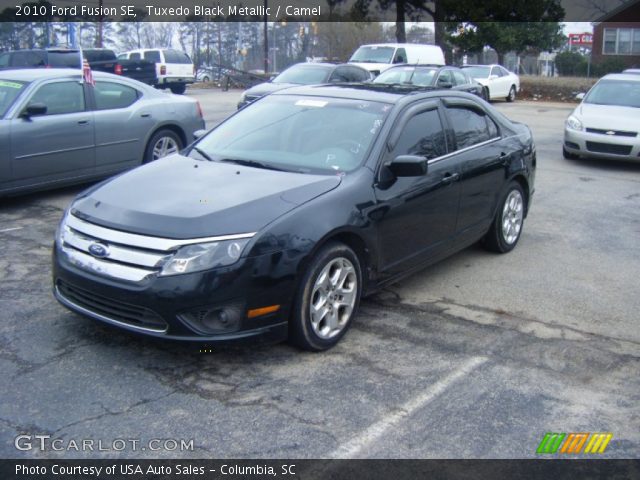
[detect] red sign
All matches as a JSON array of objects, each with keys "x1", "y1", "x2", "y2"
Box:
[{"x1": 568, "y1": 33, "x2": 593, "y2": 45}]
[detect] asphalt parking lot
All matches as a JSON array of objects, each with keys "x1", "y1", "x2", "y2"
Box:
[{"x1": 1, "y1": 89, "x2": 639, "y2": 459}]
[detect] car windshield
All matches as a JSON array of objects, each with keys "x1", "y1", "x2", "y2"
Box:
[
  {"x1": 462, "y1": 66, "x2": 491, "y2": 79},
  {"x1": 373, "y1": 67, "x2": 437, "y2": 86},
  {"x1": 584, "y1": 79, "x2": 640, "y2": 108},
  {"x1": 0, "y1": 79, "x2": 27, "y2": 116},
  {"x1": 350, "y1": 46, "x2": 395, "y2": 64},
  {"x1": 193, "y1": 95, "x2": 390, "y2": 174},
  {"x1": 272, "y1": 65, "x2": 331, "y2": 84}
]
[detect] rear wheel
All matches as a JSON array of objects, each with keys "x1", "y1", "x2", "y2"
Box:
[
  {"x1": 144, "y1": 129, "x2": 182, "y2": 163},
  {"x1": 170, "y1": 84, "x2": 186, "y2": 94},
  {"x1": 289, "y1": 243, "x2": 362, "y2": 351},
  {"x1": 483, "y1": 181, "x2": 525, "y2": 253},
  {"x1": 201, "y1": 75, "x2": 210, "y2": 83},
  {"x1": 563, "y1": 146, "x2": 579, "y2": 160},
  {"x1": 506, "y1": 85, "x2": 516, "y2": 102}
]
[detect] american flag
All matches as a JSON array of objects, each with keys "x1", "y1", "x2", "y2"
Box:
[{"x1": 82, "y1": 58, "x2": 95, "y2": 87}]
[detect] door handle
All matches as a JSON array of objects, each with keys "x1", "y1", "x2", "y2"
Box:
[
  {"x1": 140, "y1": 113, "x2": 151, "y2": 118},
  {"x1": 77, "y1": 120, "x2": 89, "y2": 125},
  {"x1": 499, "y1": 152, "x2": 509, "y2": 164},
  {"x1": 442, "y1": 172, "x2": 460, "y2": 184}
]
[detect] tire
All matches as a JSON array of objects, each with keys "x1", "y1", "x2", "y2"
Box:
[
  {"x1": 169, "y1": 84, "x2": 186, "y2": 94},
  {"x1": 563, "y1": 146, "x2": 579, "y2": 160},
  {"x1": 144, "y1": 129, "x2": 183, "y2": 163},
  {"x1": 482, "y1": 87, "x2": 490, "y2": 101},
  {"x1": 202, "y1": 76, "x2": 210, "y2": 83},
  {"x1": 289, "y1": 242, "x2": 362, "y2": 351},
  {"x1": 483, "y1": 181, "x2": 526, "y2": 253},
  {"x1": 506, "y1": 85, "x2": 516, "y2": 102}
]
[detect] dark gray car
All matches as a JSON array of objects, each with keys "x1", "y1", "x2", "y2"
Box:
[{"x1": 0, "y1": 69, "x2": 205, "y2": 196}]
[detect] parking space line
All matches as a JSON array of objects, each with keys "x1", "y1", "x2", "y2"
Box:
[
  {"x1": 331, "y1": 356, "x2": 488, "y2": 459},
  {"x1": 0, "y1": 227, "x2": 23, "y2": 233}
]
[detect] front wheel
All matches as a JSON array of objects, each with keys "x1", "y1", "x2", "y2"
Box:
[
  {"x1": 506, "y1": 85, "x2": 516, "y2": 102},
  {"x1": 290, "y1": 243, "x2": 362, "y2": 351},
  {"x1": 483, "y1": 181, "x2": 526, "y2": 253}
]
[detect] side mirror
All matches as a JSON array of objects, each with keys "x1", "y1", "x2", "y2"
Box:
[
  {"x1": 575, "y1": 92, "x2": 585, "y2": 100},
  {"x1": 21, "y1": 102, "x2": 47, "y2": 118},
  {"x1": 193, "y1": 129, "x2": 207, "y2": 140},
  {"x1": 387, "y1": 155, "x2": 428, "y2": 177}
]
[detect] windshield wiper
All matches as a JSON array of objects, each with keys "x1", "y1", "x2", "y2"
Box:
[
  {"x1": 190, "y1": 147, "x2": 214, "y2": 162},
  {"x1": 218, "y1": 158, "x2": 287, "y2": 171}
]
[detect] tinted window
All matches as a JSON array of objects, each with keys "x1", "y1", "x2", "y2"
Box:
[
  {"x1": 348, "y1": 67, "x2": 370, "y2": 82},
  {"x1": 163, "y1": 50, "x2": 191, "y2": 64},
  {"x1": 273, "y1": 65, "x2": 331, "y2": 84},
  {"x1": 393, "y1": 109, "x2": 446, "y2": 160},
  {"x1": 394, "y1": 48, "x2": 407, "y2": 64},
  {"x1": 0, "y1": 79, "x2": 27, "y2": 116},
  {"x1": 94, "y1": 81, "x2": 139, "y2": 110},
  {"x1": 84, "y1": 49, "x2": 115, "y2": 62},
  {"x1": 328, "y1": 67, "x2": 349, "y2": 83},
  {"x1": 436, "y1": 70, "x2": 453, "y2": 86},
  {"x1": 143, "y1": 51, "x2": 161, "y2": 63},
  {"x1": 129, "y1": 52, "x2": 141, "y2": 60},
  {"x1": 29, "y1": 81, "x2": 85, "y2": 115},
  {"x1": 48, "y1": 51, "x2": 81, "y2": 68},
  {"x1": 447, "y1": 106, "x2": 496, "y2": 150},
  {"x1": 452, "y1": 70, "x2": 468, "y2": 85}
]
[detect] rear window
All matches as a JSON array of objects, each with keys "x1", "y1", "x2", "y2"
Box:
[
  {"x1": 84, "y1": 50, "x2": 115, "y2": 62},
  {"x1": 143, "y1": 51, "x2": 161, "y2": 63},
  {"x1": 163, "y1": 50, "x2": 191, "y2": 64},
  {"x1": 47, "y1": 51, "x2": 81, "y2": 68},
  {"x1": 0, "y1": 79, "x2": 27, "y2": 116},
  {"x1": 10, "y1": 51, "x2": 46, "y2": 68}
]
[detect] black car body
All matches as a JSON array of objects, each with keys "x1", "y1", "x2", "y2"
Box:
[
  {"x1": 53, "y1": 86, "x2": 535, "y2": 351},
  {"x1": 373, "y1": 65, "x2": 486, "y2": 99},
  {"x1": 237, "y1": 62, "x2": 371, "y2": 109}
]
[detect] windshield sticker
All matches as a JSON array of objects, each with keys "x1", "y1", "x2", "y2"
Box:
[
  {"x1": 295, "y1": 99, "x2": 327, "y2": 108},
  {"x1": 370, "y1": 119, "x2": 383, "y2": 135},
  {"x1": 0, "y1": 81, "x2": 22, "y2": 89}
]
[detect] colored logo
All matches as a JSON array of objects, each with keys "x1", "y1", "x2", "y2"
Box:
[
  {"x1": 88, "y1": 243, "x2": 109, "y2": 258},
  {"x1": 537, "y1": 432, "x2": 613, "y2": 454}
]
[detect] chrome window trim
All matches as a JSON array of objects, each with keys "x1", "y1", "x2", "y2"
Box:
[
  {"x1": 428, "y1": 137, "x2": 500, "y2": 165},
  {"x1": 54, "y1": 285, "x2": 168, "y2": 334},
  {"x1": 67, "y1": 213, "x2": 256, "y2": 251}
]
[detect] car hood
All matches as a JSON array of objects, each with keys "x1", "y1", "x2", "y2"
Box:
[
  {"x1": 244, "y1": 82, "x2": 300, "y2": 98},
  {"x1": 575, "y1": 103, "x2": 640, "y2": 130},
  {"x1": 71, "y1": 154, "x2": 341, "y2": 239}
]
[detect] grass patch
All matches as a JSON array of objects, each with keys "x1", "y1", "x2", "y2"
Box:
[{"x1": 519, "y1": 75, "x2": 598, "y2": 103}]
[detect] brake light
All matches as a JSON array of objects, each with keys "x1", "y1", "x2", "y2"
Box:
[
  {"x1": 196, "y1": 101, "x2": 203, "y2": 119},
  {"x1": 160, "y1": 65, "x2": 166, "y2": 75},
  {"x1": 115, "y1": 64, "x2": 123, "y2": 75}
]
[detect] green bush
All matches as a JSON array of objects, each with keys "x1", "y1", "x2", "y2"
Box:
[
  {"x1": 592, "y1": 57, "x2": 627, "y2": 76},
  {"x1": 555, "y1": 51, "x2": 588, "y2": 76}
]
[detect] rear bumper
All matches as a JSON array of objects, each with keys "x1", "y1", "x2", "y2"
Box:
[{"x1": 160, "y1": 77, "x2": 195, "y2": 85}]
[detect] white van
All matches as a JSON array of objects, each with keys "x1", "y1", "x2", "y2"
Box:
[
  {"x1": 119, "y1": 48, "x2": 195, "y2": 94},
  {"x1": 349, "y1": 44, "x2": 445, "y2": 76}
]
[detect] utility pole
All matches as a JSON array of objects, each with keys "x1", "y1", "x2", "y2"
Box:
[
  {"x1": 97, "y1": 0, "x2": 104, "y2": 47},
  {"x1": 263, "y1": 0, "x2": 268, "y2": 73}
]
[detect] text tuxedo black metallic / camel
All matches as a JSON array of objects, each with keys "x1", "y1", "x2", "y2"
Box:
[{"x1": 53, "y1": 85, "x2": 536, "y2": 351}]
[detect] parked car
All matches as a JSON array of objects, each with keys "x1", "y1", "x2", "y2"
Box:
[
  {"x1": 349, "y1": 43, "x2": 445, "y2": 76},
  {"x1": 0, "y1": 69, "x2": 204, "y2": 196},
  {"x1": 563, "y1": 73, "x2": 640, "y2": 162},
  {"x1": 623, "y1": 68, "x2": 640, "y2": 74},
  {"x1": 373, "y1": 65, "x2": 486, "y2": 99},
  {"x1": 119, "y1": 49, "x2": 195, "y2": 94},
  {"x1": 53, "y1": 85, "x2": 536, "y2": 351},
  {"x1": 0, "y1": 48, "x2": 158, "y2": 86},
  {"x1": 462, "y1": 64, "x2": 520, "y2": 102},
  {"x1": 237, "y1": 62, "x2": 371, "y2": 109}
]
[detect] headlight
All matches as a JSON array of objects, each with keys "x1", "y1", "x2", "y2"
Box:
[
  {"x1": 55, "y1": 208, "x2": 71, "y2": 247},
  {"x1": 566, "y1": 115, "x2": 583, "y2": 131},
  {"x1": 159, "y1": 238, "x2": 251, "y2": 276}
]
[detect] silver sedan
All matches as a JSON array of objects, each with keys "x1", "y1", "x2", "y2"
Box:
[{"x1": 0, "y1": 69, "x2": 205, "y2": 196}]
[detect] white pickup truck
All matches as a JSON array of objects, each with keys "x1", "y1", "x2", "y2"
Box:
[{"x1": 118, "y1": 48, "x2": 195, "y2": 94}]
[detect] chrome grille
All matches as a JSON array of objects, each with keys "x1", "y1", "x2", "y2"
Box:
[
  {"x1": 585, "y1": 128, "x2": 637, "y2": 138},
  {"x1": 59, "y1": 213, "x2": 255, "y2": 282}
]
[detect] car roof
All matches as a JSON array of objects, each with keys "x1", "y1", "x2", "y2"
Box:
[
  {"x1": 270, "y1": 83, "x2": 479, "y2": 104},
  {"x1": 602, "y1": 73, "x2": 640, "y2": 81},
  {"x1": 462, "y1": 64, "x2": 497, "y2": 68},
  {"x1": 0, "y1": 68, "x2": 134, "y2": 82}
]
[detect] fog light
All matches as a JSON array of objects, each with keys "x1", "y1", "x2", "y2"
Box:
[{"x1": 179, "y1": 302, "x2": 243, "y2": 334}]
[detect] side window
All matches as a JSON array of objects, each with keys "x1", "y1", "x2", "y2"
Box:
[
  {"x1": 129, "y1": 52, "x2": 140, "y2": 60},
  {"x1": 29, "y1": 81, "x2": 85, "y2": 115},
  {"x1": 500, "y1": 66, "x2": 510, "y2": 76},
  {"x1": 144, "y1": 50, "x2": 161, "y2": 63},
  {"x1": 490, "y1": 67, "x2": 500, "y2": 78},
  {"x1": 452, "y1": 70, "x2": 468, "y2": 85},
  {"x1": 117, "y1": 53, "x2": 127, "y2": 60},
  {"x1": 329, "y1": 67, "x2": 349, "y2": 83},
  {"x1": 436, "y1": 70, "x2": 453, "y2": 86},
  {"x1": 94, "y1": 81, "x2": 139, "y2": 110},
  {"x1": 347, "y1": 67, "x2": 368, "y2": 82},
  {"x1": 11, "y1": 52, "x2": 29, "y2": 67},
  {"x1": 446, "y1": 106, "x2": 498, "y2": 150},
  {"x1": 392, "y1": 109, "x2": 446, "y2": 161},
  {"x1": 394, "y1": 48, "x2": 407, "y2": 64}
]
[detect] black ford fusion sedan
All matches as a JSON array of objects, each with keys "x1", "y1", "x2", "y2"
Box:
[{"x1": 53, "y1": 85, "x2": 536, "y2": 351}]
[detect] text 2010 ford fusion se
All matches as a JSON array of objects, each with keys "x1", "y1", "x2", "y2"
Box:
[{"x1": 53, "y1": 85, "x2": 536, "y2": 351}]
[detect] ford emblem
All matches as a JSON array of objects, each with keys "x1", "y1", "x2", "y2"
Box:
[{"x1": 88, "y1": 243, "x2": 109, "y2": 258}]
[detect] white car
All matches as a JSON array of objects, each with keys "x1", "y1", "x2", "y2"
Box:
[
  {"x1": 461, "y1": 64, "x2": 520, "y2": 102},
  {"x1": 348, "y1": 43, "x2": 445, "y2": 77},
  {"x1": 119, "y1": 49, "x2": 195, "y2": 94},
  {"x1": 563, "y1": 73, "x2": 640, "y2": 162}
]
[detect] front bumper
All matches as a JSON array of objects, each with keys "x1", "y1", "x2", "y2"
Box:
[
  {"x1": 52, "y1": 246, "x2": 295, "y2": 343},
  {"x1": 564, "y1": 128, "x2": 640, "y2": 161}
]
